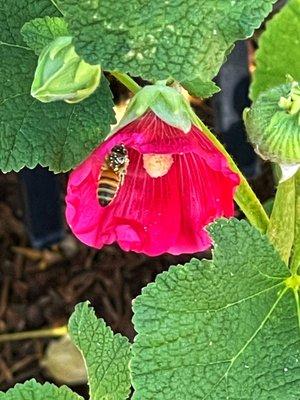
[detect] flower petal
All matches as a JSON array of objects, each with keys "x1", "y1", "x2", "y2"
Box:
[
  {"x1": 66, "y1": 150, "x2": 239, "y2": 256},
  {"x1": 66, "y1": 111, "x2": 240, "y2": 255},
  {"x1": 167, "y1": 153, "x2": 238, "y2": 254},
  {"x1": 66, "y1": 147, "x2": 182, "y2": 255}
]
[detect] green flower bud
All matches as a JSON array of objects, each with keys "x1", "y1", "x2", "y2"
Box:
[
  {"x1": 31, "y1": 36, "x2": 101, "y2": 104},
  {"x1": 244, "y1": 82, "x2": 300, "y2": 165},
  {"x1": 114, "y1": 82, "x2": 194, "y2": 133}
]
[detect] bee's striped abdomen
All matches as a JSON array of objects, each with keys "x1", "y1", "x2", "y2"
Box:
[
  {"x1": 97, "y1": 167, "x2": 121, "y2": 207},
  {"x1": 97, "y1": 144, "x2": 129, "y2": 207}
]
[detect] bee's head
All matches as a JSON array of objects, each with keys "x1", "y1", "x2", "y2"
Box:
[{"x1": 108, "y1": 144, "x2": 128, "y2": 170}]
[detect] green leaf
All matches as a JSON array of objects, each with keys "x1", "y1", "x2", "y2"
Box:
[
  {"x1": 132, "y1": 219, "x2": 300, "y2": 399},
  {"x1": 59, "y1": 0, "x2": 276, "y2": 84},
  {"x1": 0, "y1": 71, "x2": 115, "y2": 172},
  {"x1": 181, "y1": 78, "x2": 220, "y2": 99},
  {"x1": 0, "y1": 379, "x2": 83, "y2": 400},
  {"x1": 0, "y1": 1, "x2": 115, "y2": 173},
  {"x1": 21, "y1": 16, "x2": 69, "y2": 55},
  {"x1": 69, "y1": 302, "x2": 131, "y2": 400},
  {"x1": 250, "y1": 0, "x2": 300, "y2": 101},
  {"x1": 0, "y1": 0, "x2": 61, "y2": 47}
]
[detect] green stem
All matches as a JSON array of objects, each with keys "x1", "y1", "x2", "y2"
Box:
[
  {"x1": 191, "y1": 112, "x2": 269, "y2": 233},
  {"x1": 0, "y1": 325, "x2": 68, "y2": 343},
  {"x1": 267, "y1": 176, "x2": 295, "y2": 265},
  {"x1": 291, "y1": 170, "x2": 300, "y2": 274},
  {"x1": 50, "y1": 0, "x2": 64, "y2": 15},
  {"x1": 110, "y1": 71, "x2": 141, "y2": 94}
]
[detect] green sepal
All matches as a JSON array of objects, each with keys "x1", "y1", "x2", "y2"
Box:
[
  {"x1": 114, "y1": 83, "x2": 194, "y2": 133},
  {"x1": 31, "y1": 36, "x2": 101, "y2": 104},
  {"x1": 244, "y1": 82, "x2": 300, "y2": 165}
]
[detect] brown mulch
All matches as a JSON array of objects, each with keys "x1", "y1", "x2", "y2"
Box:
[{"x1": 0, "y1": 172, "x2": 206, "y2": 396}]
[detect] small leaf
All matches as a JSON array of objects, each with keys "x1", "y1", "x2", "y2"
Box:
[
  {"x1": 69, "y1": 302, "x2": 131, "y2": 400},
  {"x1": 181, "y1": 78, "x2": 220, "y2": 99},
  {"x1": 132, "y1": 219, "x2": 300, "y2": 399},
  {"x1": 21, "y1": 16, "x2": 69, "y2": 55},
  {"x1": 250, "y1": 0, "x2": 300, "y2": 100},
  {"x1": 0, "y1": 379, "x2": 83, "y2": 400},
  {"x1": 59, "y1": 0, "x2": 276, "y2": 84}
]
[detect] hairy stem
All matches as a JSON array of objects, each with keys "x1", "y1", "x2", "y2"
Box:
[
  {"x1": 291, "y1": 170, "x2": 300, "y2": 274},
  {"x1": 191, "y1": 113, "x2": 269, "y2": 233},
  {"x1": 111, "y1": 71, "x2": 141, "y2": 94},
  {"x1": 50, "y1": 0, "x2": 64, "y2": 15},
  {"x1": 0, "y1": 325, "x2": 67, "y2": 343},
  {"x1": 267, "y1": 175, "x2": 295, "y2": 265}
]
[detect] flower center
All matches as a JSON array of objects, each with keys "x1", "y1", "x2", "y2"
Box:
[
  {"x1": 278, "y1": 81, "x2": 300, "y2": 116},
  {"x1": 143, "y1": 154, "x2": 174, "y2": 178}
]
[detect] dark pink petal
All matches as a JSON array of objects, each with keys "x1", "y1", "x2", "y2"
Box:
[{"x1": 66, "y1": 112, "x2": 239, "y2": 255}]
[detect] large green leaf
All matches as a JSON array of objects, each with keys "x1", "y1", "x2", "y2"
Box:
[
  {"x1": 0, "y1": 0, "x2": 115, "y2": 173},
  {"x1": 132, "y1": 219, "x2": 300, "y2": 399},
  {"x1": 0, "y1": 0, "x2": 59, "y2": 46},
  {"x1": 0, "y1": 379, "x2": 83, "y2": 400},
  {"x1": 250, "y1": 0, "x2": 300, "y2": 101},
  {"x1": 69, "y1": 302, "x2": 131, "y2": 400},
  {"x1": 59, "y1": 0, "x2": 275, "y2": 87}
]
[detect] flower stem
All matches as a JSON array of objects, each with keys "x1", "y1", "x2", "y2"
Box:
[
  {"x1": 0, "y1": 325, "x2": 68, "y2": 343},
  {"x1": 267, "y1": 175, "x2": 295, "y2": 265},
  {"x1": 110, "y1": 71, "x2": 141, "y2": 94},
  {"x1": 290, "y1": 170, "x2": 300, "y2": 274},
  {"x1": 191, "y1": 112, "x2": 269, "y2": 233}
]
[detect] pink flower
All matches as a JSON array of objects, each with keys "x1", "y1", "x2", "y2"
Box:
[{"x1": 66, "y1": 111, "x2": 239, "y2": 256}]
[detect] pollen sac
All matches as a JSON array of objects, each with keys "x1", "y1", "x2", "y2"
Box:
[
  {"x1": 143, "y1": 154, "x2": 174, "y2": 178},
  {"x1": 244, "y1": 82, "x2": 300, "y2": 166},
  {"x1": 31, "y1": 36, "x2": 101, "y2": 104}
]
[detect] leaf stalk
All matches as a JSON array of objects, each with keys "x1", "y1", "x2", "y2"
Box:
[
  {"x1": 110, "y1": 71, "x2": 141, "y2": 94},
  {"x1": 0, "y1": 325, "x2": 67, "y2": 343}
]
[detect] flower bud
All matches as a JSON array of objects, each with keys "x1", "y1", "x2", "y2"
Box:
[
  {"x1": 244, "y1": 82, "x2": 300, "y2": 165},
  {"x1": 115, "y1": 83, "x2": 194, "y2": 134},
  {"x1": 31, "y1": 36, "x2": 101, "y2": 104}
]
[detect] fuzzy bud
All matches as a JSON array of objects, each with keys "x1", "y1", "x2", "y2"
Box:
[
  {"x1": 31, "y1": 36, "x2": 101, "y2": 104},
  {"x1": 244, "y1": 82, "x2": 300, "y2": 166}
]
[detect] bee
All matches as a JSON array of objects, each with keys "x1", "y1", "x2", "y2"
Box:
[{"x1": 97, "y1": 144, "x2": 129, "y2": 207}]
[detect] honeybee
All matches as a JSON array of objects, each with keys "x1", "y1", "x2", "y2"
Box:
[{"x1": 97, "y1": 144, "x2": 129, "y2": 207}]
